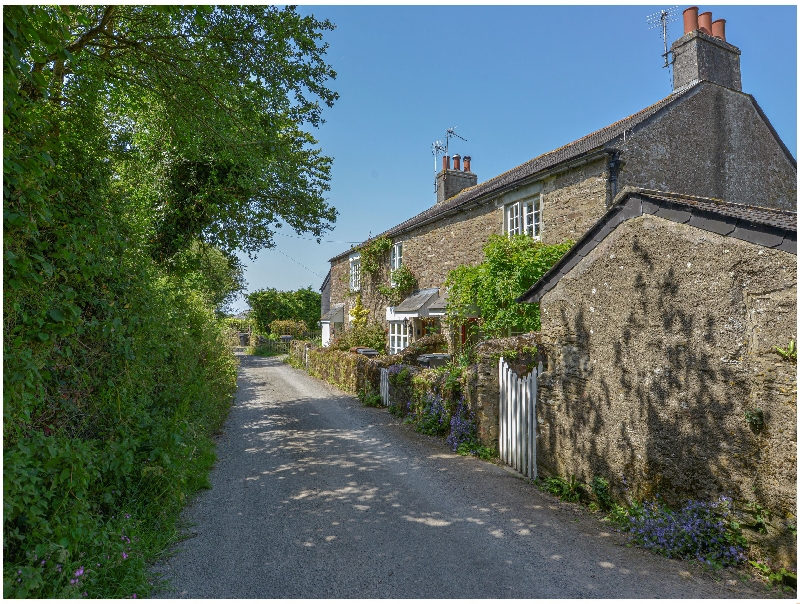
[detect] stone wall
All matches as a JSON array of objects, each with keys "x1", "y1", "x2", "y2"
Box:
[
  {"x1": 539, "y1": 158, "x2": 610, "y2": 245},
  {"x1": 464, "y1": 333, "x2": 541, "y2": 446},
  {"x1": 535, "y1": 214, "x2": 797, "y2": 566},
  {"x1": 617, "y1": 83, "x2": 797, "y2": 211}
]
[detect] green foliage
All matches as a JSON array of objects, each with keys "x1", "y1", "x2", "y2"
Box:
[
  {"x1": 540, "y1": 475, "x2": 585, "y2": 503},
  {"x1": 456, "y1": 440, "x2": 497, "y2": 460},
  {"x1": 390, "y1": 264, "x2": 417, "y2": 293},
  {"x1": 444, "y1": 234, "x2": 572, "y2": 338},
  {"x1": 775, "y1": 339, "x2": 796, "y2": 362},
  {"x1": 750, "y1": 561, "x2": 797, "y2": 588},
  {"x1": 359, "y1": 236, "x2": 391, "y2": 274},
  {"x1": 7, "y1": 5, "x2": 338, "y2": 259},
  {"x1": 222, "y1": 316, "x2": 253, "y2": 334},
  {"x1": 591, "y1": 476, "x2": 613, "y2": 511},
  {"x1": 3, "y1": 4, "x2": 339, "y2": 597},
  {"x1": 247, "y1": 287, "x2": 321, "y2": 333},
  {"x1": 167, "y1": 242, "x2": 246, "y2": 314},
  {"x1": 331, "y1": 322, "x2": 386, "y2": 354},
  {"x1": 744, "y1": 407, "x2": 765, "y2": 430},
  {"x1": 269, "y1": 319, "x2": 309, "y2": 337},
  {"x1": 377, "y1": 264, "x2": 418, "y2": 306},
  {"x1": 357, "y1": 388, "x2": 383, "y2": 408}
]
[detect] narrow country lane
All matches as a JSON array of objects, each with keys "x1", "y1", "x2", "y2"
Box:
[{"x1": 151, "y1": 354, "x2": 756, "y2": 598}]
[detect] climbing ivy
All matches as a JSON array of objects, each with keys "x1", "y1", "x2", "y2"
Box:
[
  {"x1": 444, "y1": 234, "x2": 573, "y2": 338},
  {"x1": 359, "y1": 236, "x2": 392, "y2": 274},
  {"x1": 377, "y1": 264, "x2": 418, "y2": 305}
]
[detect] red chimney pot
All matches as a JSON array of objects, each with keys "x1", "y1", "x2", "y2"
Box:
[
  {"x1": 711, "y1": 18, "x2": 726, "y2": 41},
  {"x1": 463, "y1": 156, "x2": 471, "y2": 172},
  {"x1": 682, "y1": 7, "x2": 699, "y2": 35},
  {"x1": 452, "y1": 154, "x2": 461, "y2": 171},
  {"x1": 698, "y1": 11, "x2": 712, "y2": 36},
  {"x1": 442, "y1": 155, "x2": 450, "y2": 172}
]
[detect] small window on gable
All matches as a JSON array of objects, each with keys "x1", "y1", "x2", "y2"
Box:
[
  {"x1": 349, "y1": 253, "x2": 361, "y2": 292},
  {"x1": 505, "y1": 194, "x2": 541, "y2": 240},
  {"x1": 390, "y1": 242, "x2": 403, "y2": 286}
]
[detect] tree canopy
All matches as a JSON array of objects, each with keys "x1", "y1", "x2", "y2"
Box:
[
  {"x1": 5, "y1": 5, "x2": 339, "y2": 261},
  {"x1": 246, "y1": 286, "x2": 322, "y2": 333}
]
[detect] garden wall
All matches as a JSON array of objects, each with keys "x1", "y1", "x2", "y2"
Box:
[{"x1": 289, "y1": 340, "x2": 383, "y2": 395}]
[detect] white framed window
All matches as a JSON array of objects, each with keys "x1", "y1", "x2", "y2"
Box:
[
  {"x1": 389, "y1": 321, "x2": 409, "y2": 354},
  {"x1": 349, "y1": 253, "x2": 361, "y2": 291},
  {"x1": 390, "y1": 241, "x2": 403, "y2": 286},
  {"x1": 505, "y1": 194, "x2": 541, "y2": 239}
]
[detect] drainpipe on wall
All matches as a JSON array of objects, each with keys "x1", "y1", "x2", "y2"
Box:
[{"x1": 606, "y1": 148, "x2": 622, "y2": 205}]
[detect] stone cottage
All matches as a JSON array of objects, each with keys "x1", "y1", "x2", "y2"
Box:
[
  {"x1": 321, "y1": 10, "x2": 796, "y2": 352},
  {"x1": 517, "y1": 187, "x2": 797, "y2": 566}
]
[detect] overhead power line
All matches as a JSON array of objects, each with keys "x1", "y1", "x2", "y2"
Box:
[
  {"x1": 273, "y1": 232, "x2": 361, "y2": 244},
  {"x1": 272, "y1": 248, "x2": 325, "y2": 279}
]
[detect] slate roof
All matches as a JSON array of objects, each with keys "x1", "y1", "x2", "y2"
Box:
[
  {"x1": 427, "y1": 289, "x2": 448, "y2": 313},
  {"x1": 331, "y1": 79, "x2": 704, "y2": 263},
  {"x1": 320, "y1": 302, "x2": 344, "y2": 322},
  {"x1": 393, "y1": 288, "x2": 439, "y2": 313},
  {"x1": 517, "y1": 188, "x2": 798, "y2": 304}
]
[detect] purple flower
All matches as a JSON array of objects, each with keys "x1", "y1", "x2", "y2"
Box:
[
  {"x1": 122, "y1": 552, "x2": 128, "y2": 560},
  {"x1": 75, "y1": 566, "x2": 84, "y2": 577}
]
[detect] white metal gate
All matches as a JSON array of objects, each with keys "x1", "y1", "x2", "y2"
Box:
[
  {"x1": 380, "y1": 368, "x2": 390, "y2": 406},
  {"x1": 499, "y1": 357, "x2": 540, "y2": 479}
]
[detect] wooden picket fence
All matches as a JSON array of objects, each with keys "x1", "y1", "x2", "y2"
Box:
[
  {"x1": 498, "y1": 357, "x2": 541, "y2": 479},
  {"x1": 379, "y1": 367, "x2": 390, "y2": 406}
]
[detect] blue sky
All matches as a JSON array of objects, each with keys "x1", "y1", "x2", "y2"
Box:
[{"x1": 232, "y1": 5, "x2": 797, "y2": 312}]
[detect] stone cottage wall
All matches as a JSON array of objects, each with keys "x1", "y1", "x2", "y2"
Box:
[
  {"x1": 539, "y1": 157, "x2": 610, "y2": 245},
  {"x1": 535, "y1": 214, "x2": 797, "y2": 566},
  {"x1": 617, "y1": 83, "x2": 797, "y2": 211},
  {"x1": 327, "y1": 159, "x2": 611, "y2": 338}
]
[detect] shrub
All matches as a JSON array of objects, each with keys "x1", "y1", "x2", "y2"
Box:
[
  {"x1": 269, "y1": 319, "x2": 308, "y2": 337},
  {"x1": 331, "y1": 322, "x2": 386, "y2": 354},
  {"x1": 357, "y1": 389, "x2": 383, "y2": 408},
  {"x1": 625, "y1": 496, "x2": 747, "y2": 568},
  {"x1": 414, "y1": 393, "x2": 451, "y2": 436}
]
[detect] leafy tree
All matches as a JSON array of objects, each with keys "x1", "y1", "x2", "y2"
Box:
[
  {"x1": 169, "y1": 242, "x2": 247, "y2": 314},
  {"x1": 7, "y1": 5, "x2": 339, "y2": 261},
  {"x1": 444, "y1": 234, "x2": 573, "y2": 339},
  {"x1": 246, "y1": 286, "x2": 322, "y2": 333},
  {"x1": 3, "y1": 5, "x2": 338, "y2": 597}
]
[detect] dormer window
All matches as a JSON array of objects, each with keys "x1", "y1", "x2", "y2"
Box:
[
  {"x1": 505, "y1": 194, "x2": 541, "y2": 239},
  {"x1": 349, "y1": 253, "x2": 361, "y2": 292},
  {"x1": 390, "y1": 242, "x2": 403, "y2": 286}
]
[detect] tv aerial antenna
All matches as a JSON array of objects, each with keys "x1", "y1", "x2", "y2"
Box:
[
  {"x1": 647, "y1": 6, "x2": 679, "y2": 69},
  {"x1": 431, "y1": 127, "x2": 467, "y2": 194}
]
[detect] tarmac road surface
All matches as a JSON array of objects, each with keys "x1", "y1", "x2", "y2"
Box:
[{"x1": 151, "y1": 354, "x2": 759, "y2": 598}]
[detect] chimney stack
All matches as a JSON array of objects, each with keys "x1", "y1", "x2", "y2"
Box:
[
  {"x1": 436, "y1": 153, "x2": 477, "y2": 205},
  {"x1": 671, "y1": 7, "x2": 741, "y2": 92}
]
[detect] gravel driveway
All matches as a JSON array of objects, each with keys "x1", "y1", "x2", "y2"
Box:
[{"x1": 151, "y1": 354, "x2": 765, "y2": 598}]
